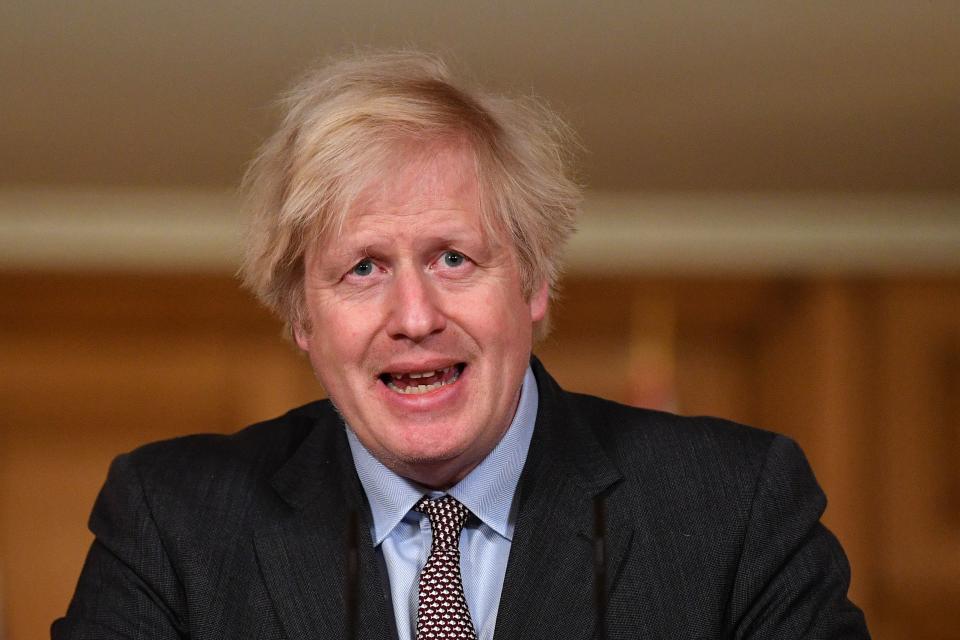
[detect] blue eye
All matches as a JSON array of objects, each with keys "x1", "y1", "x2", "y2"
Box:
[
  {"x1": 442, "y1": 251, "x2": 465, "y2": 267},
  {"x1": 352, "y1": 258, "x2": 374, "y2": 276}
]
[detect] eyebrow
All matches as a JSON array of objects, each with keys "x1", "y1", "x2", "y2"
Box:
[{"x1": 338, "y1": 227, "x2": 485, "y2": 253}]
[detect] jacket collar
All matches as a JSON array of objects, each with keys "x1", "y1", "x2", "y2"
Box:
[
  {"x1": 493, "y1": 356, "x2": 631, "y2": 640},
  {"x1": 266, "y1": 357, "x2": 623, "y2": 511},
  {"x1": 256, "y1": 402, "x2": 395, "y2": 640}
]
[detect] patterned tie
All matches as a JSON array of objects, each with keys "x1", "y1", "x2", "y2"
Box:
[{"x1": 414, "y1": 495, "x2": 478, "y2": 640}]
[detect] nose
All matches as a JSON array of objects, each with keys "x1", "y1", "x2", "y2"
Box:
[{"x1": 385, "y1": 266, "x2": 447, "y2": 342}]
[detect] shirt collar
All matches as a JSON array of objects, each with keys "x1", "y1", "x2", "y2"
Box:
[{"x1": 347, "y1": 365, "x2": 539, "y2": 545}]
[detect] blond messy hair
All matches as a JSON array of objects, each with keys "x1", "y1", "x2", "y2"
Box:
[{"x1": 240, "y1": 50, "x2": 580, "y2": 340}]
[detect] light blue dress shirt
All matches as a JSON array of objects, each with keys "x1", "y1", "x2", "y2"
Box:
[{"x1": 346, "y1": 366, "x2": 538, "y2": 640}]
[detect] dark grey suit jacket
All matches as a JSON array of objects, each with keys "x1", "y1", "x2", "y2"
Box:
[{"x1": 53, "y1": 359, "x2": 869, "y2": 639}]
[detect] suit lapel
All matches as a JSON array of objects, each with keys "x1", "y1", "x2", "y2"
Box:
[
  {"x1": 254, "y1": 405, "x2": 393, "y2": 640},
  {"x1": 494, "y1": 360, "x2": 633, "y2": 640}
]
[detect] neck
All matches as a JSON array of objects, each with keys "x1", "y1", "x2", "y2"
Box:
[{"x1": 393, "y1": 456, "x2": 480, "y2": 492}]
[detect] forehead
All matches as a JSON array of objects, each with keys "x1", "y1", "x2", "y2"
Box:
[
  {"x1": 306, "y1": 140, "x2": 514, "y2": 264},
  {"x1": 357, "y1": 143, "x2": 478, "y2": 211},
  {"x1": 329, "y1": 144, "x2": 488, "y2": 242}
]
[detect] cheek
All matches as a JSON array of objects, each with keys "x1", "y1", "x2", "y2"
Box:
[
  {"x1": 318, "y1": 326, "x2": 372, "y2": 366},
  {"x1": 302, "y1": 318, "x2": 383, "y2": 392},
  {"x1": 467, "y1": 291, "x2": 534, "y2": 346}
]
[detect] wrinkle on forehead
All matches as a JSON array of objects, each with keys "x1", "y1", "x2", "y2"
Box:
[{"x1": 353, "y1": 141, "x2": 479, "y2": 217}]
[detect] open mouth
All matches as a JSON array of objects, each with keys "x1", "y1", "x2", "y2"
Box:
[{"x1": 379, "y1": 363, "x2": 465, "y2": 395}]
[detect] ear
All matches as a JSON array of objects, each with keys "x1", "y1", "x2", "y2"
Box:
[
  {"x1": 528, "y1": 280, "x2": 549, "y2": 323},
  {"x1": 292, "y1": 323, "x2": 311, "y2": 352}
]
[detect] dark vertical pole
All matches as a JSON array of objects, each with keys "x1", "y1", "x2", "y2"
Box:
[
  {"x1": 346, "y1": 509, "x2": 359, "y2": 640},
  {"x1": 593, "y1": 495, "x2": 607, "y2": 640}
]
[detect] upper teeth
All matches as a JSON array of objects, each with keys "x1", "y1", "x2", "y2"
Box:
[
  {"x1": 386, "y1": 366, "x2": 460, "y2": 394},
  {"x1": 392, "y1": 367, "x2": 449, "y2": 380}
]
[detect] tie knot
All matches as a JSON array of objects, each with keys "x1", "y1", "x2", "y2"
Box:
[{"x1": 415, "y1": 495, "x2": 470, "y2": 550}]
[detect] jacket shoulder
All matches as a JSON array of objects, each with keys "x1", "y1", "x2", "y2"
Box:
[
  {"x1": 105, "y1": 399, "x2": 337, "y2": 527},
  {"x1": 567, "y1": 391, "x2": 776, "y2": 457},
  {"x1": 124, "y1": 400, "x2": 330, "y2": 476},
  {"x1": 561, "y1": 391, "x2": 792, "y2": 501}
]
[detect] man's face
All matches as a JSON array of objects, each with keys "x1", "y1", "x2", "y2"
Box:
[{"x1": 295, "y1": 146, "x2": 548, "y2": 488}]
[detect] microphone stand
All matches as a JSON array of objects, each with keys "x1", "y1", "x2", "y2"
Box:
[
  {"x1": 593, "y1": 495, "x2": 607, "y2": 640},
  {"x1": 346, "y1": 509, "x2": 359, "y2": 640}
]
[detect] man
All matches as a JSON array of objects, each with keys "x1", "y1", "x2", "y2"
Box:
[{"x1": 54, "y1": 52, "x2": 869, "y2": 639}]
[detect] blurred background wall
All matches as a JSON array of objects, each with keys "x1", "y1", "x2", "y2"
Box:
[{"x1": 2, "y1": 2, "x2": 959, "y2": 638}]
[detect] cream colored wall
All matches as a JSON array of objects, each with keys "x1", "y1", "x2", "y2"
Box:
[{"x1": 3, "y1": 189, "x2": 960, "y2": 273}]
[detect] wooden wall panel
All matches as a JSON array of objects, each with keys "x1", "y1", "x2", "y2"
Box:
[
  {"x1": 2, "y1": 271, "x2": 958, "y2": 639},
  {"x1": 0, "y1": 273, "x2": 318, "y2": 640},
  {"x1": 874, "y1": 281, "x2": 960, "y2": 640}
]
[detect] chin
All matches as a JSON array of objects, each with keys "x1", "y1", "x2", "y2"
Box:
[{"x1": 395, "y1": 432, "x2": 472, "y2": 466}]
